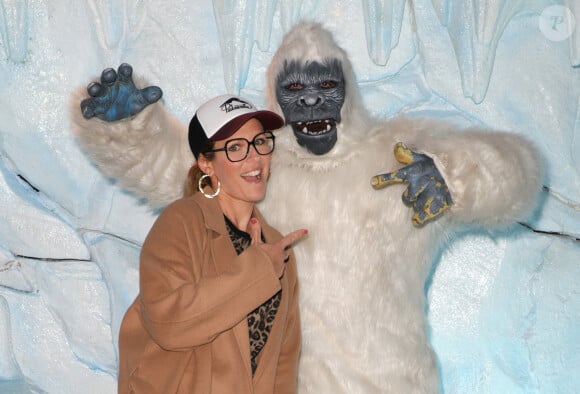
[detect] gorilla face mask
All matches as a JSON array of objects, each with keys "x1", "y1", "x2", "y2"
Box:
[{"x1": 275, "y1": 59, "x2": 345, "y2": 155}]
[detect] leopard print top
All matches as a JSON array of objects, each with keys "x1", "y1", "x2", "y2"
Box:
[{"x1": 224, "y1": 216, "x2": 282, "y2": 375}]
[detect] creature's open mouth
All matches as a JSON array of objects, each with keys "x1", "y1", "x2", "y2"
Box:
[
  {"x1": 292, "y1": 119, "x2": 336, "y2": 135},
  {"x1": 290, "y1": 119, "x2": 338, "y2": 155}
]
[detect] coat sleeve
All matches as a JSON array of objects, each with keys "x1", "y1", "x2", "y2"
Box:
[
  {"x1": 138, "y1": 200, "x2": 282, "y2": 351},
  {"x1": 273, "y1": 251, "x2": 301, "y2": 393},
  {"x1": 395, "y1": 118, "x2": 544, "y2": 228},
  {"x1": 69, "y1": 87, "x2": 193, "y2": 209}
]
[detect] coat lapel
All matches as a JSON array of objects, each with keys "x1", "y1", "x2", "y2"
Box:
[
  {"x1": 251, "y1": 211, "x2": 288, "y2": 382},
  {"x1": 195, "y1": 193, "x2": 257, "y2": 381}
]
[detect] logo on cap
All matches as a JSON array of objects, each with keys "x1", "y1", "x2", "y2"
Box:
[{"x1": 220, "y1": 97, "x2": 253, "y2": 113}]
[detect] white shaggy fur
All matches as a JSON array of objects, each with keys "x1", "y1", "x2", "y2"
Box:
[
  {"x1": 70, "y1": 88, "x2": 192, "y2": 208},
  {"x1": 70, "y1": 22, "x2": 543, "y2": 393}
]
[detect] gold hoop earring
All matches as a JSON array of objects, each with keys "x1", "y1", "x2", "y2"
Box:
[{"x1": 198, "y1": 174, "x2": 221, "y2": 199}]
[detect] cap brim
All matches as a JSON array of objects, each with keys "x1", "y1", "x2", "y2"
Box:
[{"x1": 211, "y1": 110, "x2": 285, "y2": 141}]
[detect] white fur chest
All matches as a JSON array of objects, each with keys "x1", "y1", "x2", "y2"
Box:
[{"x1": 259, "y1": 132, "x2": 443, "y2": 393}]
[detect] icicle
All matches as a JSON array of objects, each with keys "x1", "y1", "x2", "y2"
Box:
[
  {"x1": 361, "y1": 0, "x2": 406, "y2": 66},
  {"x1": 212, "y1": 0, "x2": 257, "y2": 93},
  {"x1": 430, "y1": 0, "x2": 450, "y2": 26},
  {"x1": 254, "y1": 0, "x2": 277, "y2": 51},
  {"x1": 87, "y1": 0, "x2": 126, "y2": 50},
  {"x1": 0, "y1": 0, "x2": 28, "y2": 63},
  {"x1": 278, "y1": 0, "x2": 304, "y2": 32},
  {"x1": 430, "y1": 0, "x2": 545, "y2": 103}
]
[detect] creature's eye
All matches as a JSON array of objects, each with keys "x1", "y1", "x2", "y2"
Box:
[
  {"x1": 320, "y1": 80, "x2": 337, "y2": 89},
  {"x1": 285, "y1": 82, "x2": 303, "y2": 91}
]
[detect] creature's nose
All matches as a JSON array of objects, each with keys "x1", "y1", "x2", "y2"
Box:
[{"x1": 299, "y1": 94, "x2": 324, "y2": 107}]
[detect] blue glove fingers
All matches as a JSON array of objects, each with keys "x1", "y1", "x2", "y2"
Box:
[
  {"x1": 371, "y1": 169, "x2": 407, "y2": 190},
  {"x1": 81, "y1": 80, "x2": 109, "y2": 119},
  {"x1": 371, "y1": 158, "x2": 428, "y2": 190},
  {"x1": 371, "y1": 141, "x2": 453, "y2": 226},
  {"x1": 79, "y1": 63, "x2": 163, "y2": 122},
  {"x1": 117, "y1": 63, "x2": 133, "y2": 80},
  {"x1": 412, "y1": 182, "x2": 452, "y2": 226},
  {"x1": 141, "y1": 86, "x2": 163, "y2": 105},
  {"x1": 400, "y1": 156, "x2": 439, "y2": 202},
  {"x1": 86, "y1": 82, "x2": 103, "y2": 97},
  {"x1": 116, "y1": 64, "x2": 162, "y2": 105},
  {"x1": 394, "y1": 142, "x2": 427, "y2": 165},
  {"x1": 371, "y1": 142, "x2": 430, "y2": 189},
  {"x1": 100, "y1": 67, "x2": 118, "y2": 84},
  {"x1": 402, "y1": 175, "x2": 436, "y2": 205}
]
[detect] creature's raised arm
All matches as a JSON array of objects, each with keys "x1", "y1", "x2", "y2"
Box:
[
  {"x1": 433, "y1": 129, "x2": 543, "y2": 228},
  {"x1": 380, "y1": 117, "x2": 544, "y2": 229},
  {"x1": 70, "y1": 64, "x2": 193, "y2": 209}
]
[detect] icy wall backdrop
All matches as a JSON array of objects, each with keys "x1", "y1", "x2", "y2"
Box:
[{"x1": 0, "y1": 0, "x2": 578, "y2": 393}]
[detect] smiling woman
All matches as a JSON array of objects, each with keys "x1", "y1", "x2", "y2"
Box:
[{"x1": 116, "y1": 94, "x2": 308, "y2": 393}]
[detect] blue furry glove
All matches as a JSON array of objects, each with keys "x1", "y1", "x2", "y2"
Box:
[
  {"x1": 80, "y1": 63, "x2": 162, "y2": 121},
  {"x1": 371, "y1": 142, "x2": 453, "y2": 226}
]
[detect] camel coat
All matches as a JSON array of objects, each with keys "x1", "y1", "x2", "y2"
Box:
[{"x1": 118, "y1": 193, "x2": 301, "y2": 393}]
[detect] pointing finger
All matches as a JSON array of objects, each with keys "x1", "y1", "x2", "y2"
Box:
[
  {"x1": 371, "y1": 170, "x2": 406, "y2": 190},
  {"x1": 248, "y1": 218, "x2": 262, "y2": 245},
  {"x1": 371, "y1": 142, "x2": 420, "y2": 190},
  {"x1": 279, "y1": 229, "x2": 308, "y2": 250}
]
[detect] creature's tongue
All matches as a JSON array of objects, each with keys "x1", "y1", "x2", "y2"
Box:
[
  {"x1": 307, "y1": 121, "x2": 327, "y2": 132},
  {"x1": 295, "y1": 119, "x2": 335, "y2": 135}
]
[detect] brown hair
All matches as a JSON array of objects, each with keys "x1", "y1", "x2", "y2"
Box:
[{"x1": 183, "y1": 148, "x2": 216, "y2": 198}]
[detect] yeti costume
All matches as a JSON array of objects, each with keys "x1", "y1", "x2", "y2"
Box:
[{"x1": 70, "y1": 22, "x2": 542, "y2": 394}]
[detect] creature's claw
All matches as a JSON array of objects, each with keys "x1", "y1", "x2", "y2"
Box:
[
  {"x1": 371, "y1": 141, "x2": 453, "y2": 227},
  {"x1": 80, "y1": 63, "x2": 163, "y2": 122},
  {"x1": 86, "y1": 82, "x2": 103, "y2": 97},
  {"x1": 393, "y1": 142, "x2": 415, "y2": 164},
  {"x1": 370, "y1": 142, "x2": 418, "y2": 189},
  {"x1": 117, "y1": 63, "x2": 133, "y2": 79},
  {"x1": 411, "y1": 182, "x2": 452, "y2": 226},
  {"x1": 101, "y1": 67, "x2": 118, "y2": 85},
  {"x1": 371, "y1": 171, "x2": 403, "y2": 189}
]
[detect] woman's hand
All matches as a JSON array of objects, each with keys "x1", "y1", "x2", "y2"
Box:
[{"x1": 248, "y1": 218, "x2": 308, "y2": 278}]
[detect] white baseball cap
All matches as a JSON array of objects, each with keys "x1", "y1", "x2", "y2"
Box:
[{"x1": 188, "y1": 94, "x2": 285, "y2": 159}]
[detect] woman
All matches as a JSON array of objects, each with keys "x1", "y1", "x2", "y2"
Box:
[{"x1": 118, "y1": 94, "x2": 308, "y2": 393}]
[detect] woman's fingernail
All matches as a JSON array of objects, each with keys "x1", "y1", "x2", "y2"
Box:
[{"x1": 250, "y1": 218, "x2": 257, "y2": 224}]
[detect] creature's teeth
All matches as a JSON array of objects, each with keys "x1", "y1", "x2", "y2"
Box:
[{"x1": 294, "y1": 119, "x2": 335, "y2": 135}]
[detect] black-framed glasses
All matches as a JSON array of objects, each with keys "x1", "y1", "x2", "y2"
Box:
[{"x1": 206, "y1": 131, "x2": 276, "y2": 162}]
